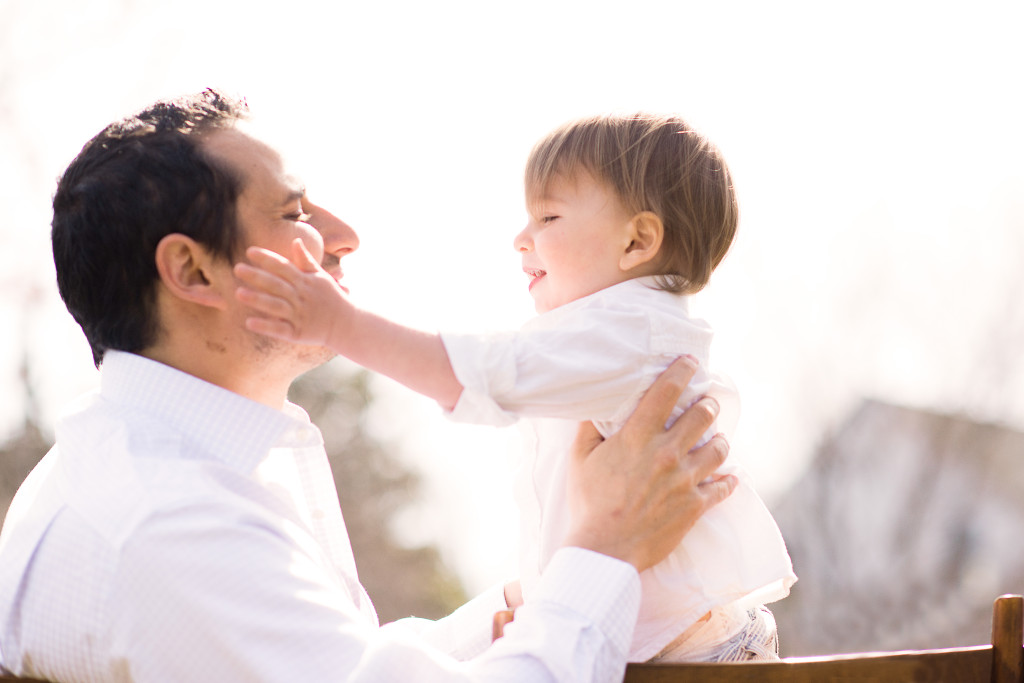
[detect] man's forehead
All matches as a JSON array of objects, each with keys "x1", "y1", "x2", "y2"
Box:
[{"x1": 202, "y1": 126, "x2": 304, "y2": 202}]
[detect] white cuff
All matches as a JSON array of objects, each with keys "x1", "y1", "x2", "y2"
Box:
[{"x1": 531, "y1": 547, "x2": 640, "y2": 656}]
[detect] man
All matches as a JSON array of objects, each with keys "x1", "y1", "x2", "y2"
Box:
[{"x1": 0, "y1": 90, "x2": 734, "y2": 682}]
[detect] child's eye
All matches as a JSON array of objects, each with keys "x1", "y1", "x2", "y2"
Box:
[
  {"x1": 287, "y1": 212, "x2": 313, "y2": 223},
  {"x1": 541, "y1": 215, "x2": 559, "y2": 224}
]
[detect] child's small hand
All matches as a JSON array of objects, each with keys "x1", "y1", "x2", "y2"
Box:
[{"x1": 234, "y1": 238, "x2": 351, "y2": 348}]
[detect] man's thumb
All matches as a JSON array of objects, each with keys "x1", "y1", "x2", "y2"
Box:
[{"x1": 571, "y1": 421, "x2": 604, "y2": 465}]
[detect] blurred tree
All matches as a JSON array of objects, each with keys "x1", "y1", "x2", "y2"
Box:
[
  {"x1": 288, "y1": 361, "x2": 468, "y2": 622},
  {"x1": 0, "y1": 357, "x2": 467, "y2": 625},
  {"x1": 1, "y1": 1, "x2": 468, "y2": 618},
  {"x1": 0, "y1": 317, "x2": 48, "y2": 521},
  {"x1": 0, "y1": 418, "x2": 47, "y2": 530}
]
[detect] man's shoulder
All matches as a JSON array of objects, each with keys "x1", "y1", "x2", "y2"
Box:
[{"x1": 46, "y1": 403, "x2": 260, "y2": 546}]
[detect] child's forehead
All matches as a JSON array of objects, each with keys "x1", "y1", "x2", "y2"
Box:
[
  {"x1": 525, "y1": 169, "x2": 632, "y2": 222},
  {"x1": 526, "y1": 167, "x2": 600, "y2": 204}
]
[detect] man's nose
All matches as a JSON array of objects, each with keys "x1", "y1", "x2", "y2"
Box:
[
  {"x1": 308, "y1": 201, "x2": 359, "y2": 258},
  {"x1": 322, "y1": 216, "x2": 359, "y2": 258}
]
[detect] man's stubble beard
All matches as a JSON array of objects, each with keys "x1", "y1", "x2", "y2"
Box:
[
  {"x1": 250, "y1": 330, "x2": 338, "y2": 374},
  {"x1": 242, "y1": 253, "x2": 342, "y2": 373}
]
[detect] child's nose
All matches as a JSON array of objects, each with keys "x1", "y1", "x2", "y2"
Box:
[{"x1": 513, "y1": 225, "x2": 532, "y2": 252}]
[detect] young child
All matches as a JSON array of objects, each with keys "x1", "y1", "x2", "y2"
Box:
[{"x1": 235, "y1": 113, "x2": 796, "y2": 662}]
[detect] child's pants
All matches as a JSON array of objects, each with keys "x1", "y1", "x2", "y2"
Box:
[{"x1": 649, "y1": 605, "x2": 779, "y2": 663}]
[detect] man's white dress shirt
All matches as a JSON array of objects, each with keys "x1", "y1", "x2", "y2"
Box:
[
  {"x1": 442, "y1": 277, "x2": 797, "y2": 661},
  {"x1": 0, "y1": 351, "x2": 641, "y2": 682}
]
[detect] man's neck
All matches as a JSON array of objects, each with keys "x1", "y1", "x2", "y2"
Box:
[{"x1": 138, "y1": 344, "x2": 292, "y2": 411}]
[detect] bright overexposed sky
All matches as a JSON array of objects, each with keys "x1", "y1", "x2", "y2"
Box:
[{"x1": 1, "y1": 0, "x2": 1022, "y2": 593}]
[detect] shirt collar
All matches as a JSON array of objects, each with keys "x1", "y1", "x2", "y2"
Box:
[
  {"x1": 537, "y1": 276, "x2": 691, "y2": 325},
  {"x1": 611, "y1": 276, "x2": 690, "y2": 310},
  {"x1": 96, "y1": 351, "x2": 321, "y2": 473}
]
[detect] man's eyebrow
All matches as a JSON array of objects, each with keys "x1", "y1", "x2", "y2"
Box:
[{"x1": 281, "y1": 186, "x2": 306, "y2": 205}]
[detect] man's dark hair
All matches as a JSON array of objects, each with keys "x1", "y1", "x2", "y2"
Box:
[{"x1": 51, "y1": 88, "x2": 250, "y2": 366}]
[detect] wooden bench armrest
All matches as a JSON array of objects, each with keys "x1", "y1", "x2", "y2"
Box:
[{"x1": 625, "y1": 594, "x2": 1023, "y2": 683}]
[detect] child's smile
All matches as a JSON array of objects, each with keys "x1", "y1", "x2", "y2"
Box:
[
  {"x1": 524, "y1": 268, "x2": 546, "y2": 291},
  {"x1": 515, "y1": 171, "x2": 638, "y2": 314}
]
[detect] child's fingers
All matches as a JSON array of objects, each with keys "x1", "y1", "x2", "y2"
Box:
[
  {"x1": 290, "y1": 238, "x2": 321, "y2": 273},
  {"x1": 234, "y1": 262, "x2": 298, "y2": 302},
  {"x1": 244, "y1": 315, "x2": 297, "y2": 341},
  {"x1": 244, "y1": 246, "x2": 304, "y2": 282},
  {"x1": 236, "y1": 286, "x2": 295, "y2": 321}
]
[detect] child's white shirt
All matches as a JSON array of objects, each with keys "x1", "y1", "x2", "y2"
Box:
[{"x1": 441, "y1": 277, "x2": 796, "y2": 661}]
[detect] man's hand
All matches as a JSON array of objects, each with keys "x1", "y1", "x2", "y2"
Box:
[
  {"x1": 234, "y1": 238, "x2": 350, "y2": 347},
  {"x1": 563, "y1": 356, "x2": 736, "y2": 572}
]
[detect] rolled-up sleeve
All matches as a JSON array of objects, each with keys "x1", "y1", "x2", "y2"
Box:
[{"x1": 441, "y1": 306, "x2": 657, "y2": 428}]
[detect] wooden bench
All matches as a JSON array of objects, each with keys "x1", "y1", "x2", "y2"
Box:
[
  {"x1": 625, "y1": 593, "x2": 1024, "y2": 683},
  {"x1": 2, "y1": 594, "x2": 1020, "y2": 682}
]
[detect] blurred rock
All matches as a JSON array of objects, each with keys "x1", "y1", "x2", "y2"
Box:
[{"x1": 772, "y1": 400, "x2": 1024, "y2": 655}]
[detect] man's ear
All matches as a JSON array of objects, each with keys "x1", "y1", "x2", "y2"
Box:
[
  {"x1": 620, "y1": 211, "x2": 664, "y2": 273},
  {"x1": 154, "y1": 234, "x2": 229, "y2": 310}
]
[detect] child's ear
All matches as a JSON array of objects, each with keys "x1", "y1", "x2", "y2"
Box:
[
  {"x1": 620, "y1": 211, "x2": 664, "y2": 272},
  {"x1": 154, "y1": 233, "x2": 230, "y2": 310}
]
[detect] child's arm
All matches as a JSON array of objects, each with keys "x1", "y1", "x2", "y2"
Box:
[
  {"x1": 441, "y1": 290, "x2": 734, "y2": 434},
  {"x1": 234, "y1": 239, "x2": 463, "y2": 410}
]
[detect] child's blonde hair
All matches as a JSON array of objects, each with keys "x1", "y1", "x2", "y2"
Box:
[{"x1": 525, "y1": 113, "x2": 738, "y2": 294}]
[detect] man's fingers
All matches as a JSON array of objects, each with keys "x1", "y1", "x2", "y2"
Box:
[
  {"x1": 491, "y1": 609, "x2": 515, "y2": 642},
  {"x1": 570, "y1": 421, "x2": 604, "y2": 465},
  {"x1": 664, "y1": 396, "x2": 720, "y2": 457},
  {"x1": 697, "y1": 473, "x2": 738, "y2": 508},
  {"x1": 685, "y1": 432, "x2": 730, "y2": 482},
  {"x1": 626, "y1": 357, "x2": 700, "y2": 437}
]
